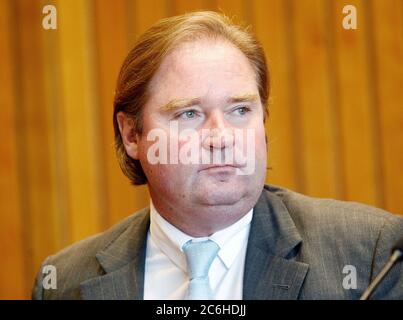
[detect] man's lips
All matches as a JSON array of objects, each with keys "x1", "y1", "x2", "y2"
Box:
[{"x1": 198, "y1": 164, "x2": 240, "y2": 172}]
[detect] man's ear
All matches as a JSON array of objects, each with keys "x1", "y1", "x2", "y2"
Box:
[{"x1": 116, "y1": 112, "x2": 140, "y2": 160}]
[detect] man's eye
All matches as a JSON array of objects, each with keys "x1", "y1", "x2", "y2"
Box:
[
  {"x1": 234, "y1": 106, "x2": 250, "y2": 116},
  {"x1": 178, "y1": 110, "x2": 197, "y2": 119}
]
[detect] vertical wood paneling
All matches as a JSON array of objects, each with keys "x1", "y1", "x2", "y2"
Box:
[
  {"x1": 0, "y1": 0, "x2": 27, "y2": 299},
  {"x1": 14, "y1": 0, "x2": 58, "y2": 288},
  {"x1": 173, "y1": 0, "x2": 205, "y2": 13},
  {"x1": 94, "y1": 0, "x2": 150, "y2": 226},
  {"x1": 57, "y1": 0, "x2": 105, "y2": 241},
  {"x1": 291, "y1": 0, "x2": 341, "y2": 198},
  {"x1": 371, "y1": 0, "x2": 403, "y2": 214},
  {"x1": 252, "y1": 0, "x2": 300, "y2": 190},
  {"x1": 0, "y1": 0, "x2": 402, "y2": 300},
  {"x1": 330, "y1": 0, "x2": 380, "y2": 206},
  {"x1": 40, "y1": 0, "x2": 71, "y2": 252},
  {"x1": 170, "y1": 0, "x2": 219, "y2": 15},
  {"x1": 133, "y1": 0, "x2": 171, "y2": 36}
]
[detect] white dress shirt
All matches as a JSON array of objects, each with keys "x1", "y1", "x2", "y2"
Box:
[{"x1": 144, "y1": 201, "x2": 253, "y2": 300}]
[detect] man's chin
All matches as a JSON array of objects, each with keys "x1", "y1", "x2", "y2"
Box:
[{"x1": 194, "y1": 186, "x2": 246, "y2": 207}]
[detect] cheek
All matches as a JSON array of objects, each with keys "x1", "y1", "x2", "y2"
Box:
[
  {"x1": 254, "y1": 124, "x2": 268, "y2": 162},
  {"x1": 138, "y1": 137, "x2": 195, "y2": 185},
  {"x1": 256, "y1": 125, "x2": 267, "y2": 147},
  {"x1": 241, "y1": 121, "x2": 267, "y2": 151}
]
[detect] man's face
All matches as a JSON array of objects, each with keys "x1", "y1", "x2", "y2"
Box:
[{"x1": 132, "y1": 39, "x2": 267, "y2": 234}]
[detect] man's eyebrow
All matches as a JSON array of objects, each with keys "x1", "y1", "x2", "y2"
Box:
[
  {"x1": 159, "y1": 97, "x2": 201, "y2": 111},
  {"x1": 227, "y1": 94, "x2": 259, "y2": 104},
  {"x1": 158, "y1": 94, "x2": 259, "y2": 112}
]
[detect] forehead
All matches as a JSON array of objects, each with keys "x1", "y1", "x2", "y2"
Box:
[{"x1": 146, "y1": 38, "x2": 258, "y2": 105}]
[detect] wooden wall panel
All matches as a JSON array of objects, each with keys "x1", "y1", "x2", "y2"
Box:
[
  {"x1": 93, "y1": 0, "x2": 140, "y2": 227},
  {"x1": 40, "y1": 0, "x2": 71, "y2": 253},
  {"x1": 291, "y1": 0, "x2": 341, "y2": 198},
  {"x1": 252, "y1": 0, "x2": 300, "y2": 190},
  {"x1": 173, "y1": 0, "x2": 206, "y2": 13},
  {"x1": 0, "y1": 0, "x2": 402, "y2": 299},
  {"x1": 13, "y1": 0, "x2": 59, "y2": 292},
  {"x1": 133, "y1": 0, "x2": 171, "y2": 36},
  {"x1": 330, "y1": 0, "x2": 381, "y2": 207},
  {"x1": 0, "y1": 0, "x2": 27, "y2": 299},
  {"x1": 56, "y1": 0, "x2": 105, "y2": 242},
  {"x1": 371, "y1": 0, "x2": 403, "y2": 214}
]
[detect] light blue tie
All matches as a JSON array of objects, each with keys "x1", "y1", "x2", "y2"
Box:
[{"x1": 182, "y1": 239, "x2": 219, "y2": 300}]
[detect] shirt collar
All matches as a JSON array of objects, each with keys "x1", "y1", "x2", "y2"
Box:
[
  {"x1": 149, "y1": 200, "x2": 253, "y2": 271},
  {"x1": 209, "y1": 210, "x2": 253, "y2": 268}
]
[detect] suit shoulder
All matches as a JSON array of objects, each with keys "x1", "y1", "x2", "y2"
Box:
[
  {"x1": 265, "y1": 184, "x2": 401, "y2": 241},
  {"x1": 264, "y1": 185, "x2": 403, "y2": 299},
  {"x1": 49, "y1": 208, "x2": 148, "y2": 264},
  {"x1": 38, "y1": 208, "x2": 149, "y2": 299}
]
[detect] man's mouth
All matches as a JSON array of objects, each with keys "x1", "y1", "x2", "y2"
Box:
[{"x1": 198, "y1": 164, "x2": 239, "y2": 173}]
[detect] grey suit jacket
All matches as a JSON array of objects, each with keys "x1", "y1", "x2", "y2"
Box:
[{"x1": 32, "y1": 185, "x2": 403, "y2": 299}]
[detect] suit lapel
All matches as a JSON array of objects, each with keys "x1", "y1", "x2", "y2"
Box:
[
  {"x1": 80, "y1": 210, "x2": 150, "y2": 300},
  {"x1": 243, "y1": 186, "x2": 309, "y2": 299}
]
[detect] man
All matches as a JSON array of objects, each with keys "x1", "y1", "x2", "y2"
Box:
[{"x1": 32, "y1": 11, "x2": 403, "y2": 300}]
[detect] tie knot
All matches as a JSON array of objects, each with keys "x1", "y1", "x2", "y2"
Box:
[{"x1": 182, "y1": 239, "x2": 219, "y2": 280}]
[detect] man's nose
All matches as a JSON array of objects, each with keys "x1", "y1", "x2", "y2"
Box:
[{"x1": 201, "y1": 111, "x2": 234, "y2": 150}]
